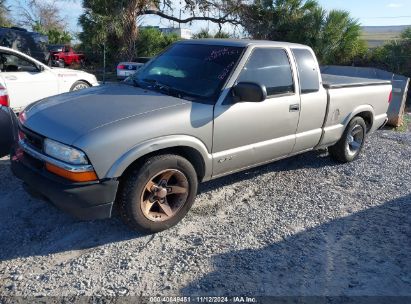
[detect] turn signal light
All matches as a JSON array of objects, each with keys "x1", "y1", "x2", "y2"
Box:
[
  {"x1": 117, "y1": 65, "x2": 126, "y2": 70},
  {"x1": 45, "y1": 163, "x2": 98, "y2": 182},
  {"x1": 388, "y1": 90, "x2": 393, "y2": 104}
]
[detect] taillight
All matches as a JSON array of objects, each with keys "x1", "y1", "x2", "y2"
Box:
[
  {"x1": 388, "y1": 90, "x2": 393, "y2": 104},
  {"x1": 118, "y1": 65, "x2": 126, "y2": 70},
  {"x1": 0, "y1": 85, "x2": 9, "y2": 107}
]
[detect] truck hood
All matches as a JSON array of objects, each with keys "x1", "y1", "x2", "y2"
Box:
[{"x1": 23, "y1": 84, "x2": 188, "y2": 144}]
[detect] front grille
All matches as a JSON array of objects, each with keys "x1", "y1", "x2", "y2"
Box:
[{"x1": 21, "y1": 127, "x2": 44, "y2": 152}]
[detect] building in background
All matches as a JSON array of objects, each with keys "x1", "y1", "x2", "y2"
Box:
[{"x1": 159, "y1": 28, "x2": 192, "y2": 39}]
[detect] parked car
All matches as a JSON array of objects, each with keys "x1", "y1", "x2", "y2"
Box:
[
  {"x1": 0, "y1": 46, "x2": 98, "y2": 113},
  {"x1": 0, "y1": 26, "x2": 49, "y2": 63},
  {"x1": 48, "y1": 45, "x2": 86, "y2": 67},
  {"x1": 11, "y1": 39, "x2": 391, "y2": 232},
  {"x1": 116, "y1": 62, "x2": 144, "y2": 80}
]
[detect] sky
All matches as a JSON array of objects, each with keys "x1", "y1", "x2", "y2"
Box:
[{"x1": 6, "y1": 0, "x2": 411, "y2": 35}]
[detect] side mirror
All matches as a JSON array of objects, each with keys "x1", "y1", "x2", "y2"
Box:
[
  {"x1": 38, "y1": 65, "x2": 45, "y2": 72},
  {"x1": 232, "y1": 82, "x2": 267, "y2": 103}
]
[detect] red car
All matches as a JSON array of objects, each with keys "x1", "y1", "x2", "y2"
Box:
[{"x1": 48, "y1": 44, "x2": 86, "y2": 67}]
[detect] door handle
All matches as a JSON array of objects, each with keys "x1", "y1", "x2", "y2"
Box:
[
  {"x1": 289, "y1": 104, "x2": 300, "y2": 112},
  {"x1": 5, "y1": 75, "x2": 17, "y2": 81}
]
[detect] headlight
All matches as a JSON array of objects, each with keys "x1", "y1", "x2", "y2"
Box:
[{"x1": 44, "y1": 139, "x2": 89, "y2": 165}]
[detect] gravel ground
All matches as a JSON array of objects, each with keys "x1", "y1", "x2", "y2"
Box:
[{"x1": 0, "y1": 130, "x2": 410, "y2": 297}]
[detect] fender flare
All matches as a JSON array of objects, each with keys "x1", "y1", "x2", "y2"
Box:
[
  {"x1": 343, "y1": 105, "x2": 375, "y2": 129},
  {"x1": 106, "y1": 135, "x2": 213, "y2": 180}
]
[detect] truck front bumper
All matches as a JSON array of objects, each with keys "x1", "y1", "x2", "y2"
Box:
[{"x1": 11, "y1": 148, "x2": 119, "y2": 220}]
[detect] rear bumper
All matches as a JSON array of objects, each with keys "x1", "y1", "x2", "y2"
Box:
[
  {"x1": 371, "y1": 114, "x2": 389, "y2": 132},
  {"x1": 11, "y1": 149, "x2": 119, "y2": 220},
  {"x1": 117, "y1": 70, "x2": 136, "y2": 79}
]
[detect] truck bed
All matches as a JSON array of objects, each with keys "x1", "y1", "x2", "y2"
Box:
[{"x1": 322, "y1": 74, "x2": 391, "y2": 89}]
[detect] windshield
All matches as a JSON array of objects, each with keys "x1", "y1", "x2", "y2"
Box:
[{"x1": 133, "y1": 43, "x2": 244, "y2": 99}]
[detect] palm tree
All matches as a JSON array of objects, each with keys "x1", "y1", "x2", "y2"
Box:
[{"x1": 241, "y1": 0, "x2": 366, "y2": 64}]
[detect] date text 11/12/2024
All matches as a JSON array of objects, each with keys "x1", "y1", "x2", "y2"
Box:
[{"x1": 149, "y1": 296, "x2": 257, "y2": 303}]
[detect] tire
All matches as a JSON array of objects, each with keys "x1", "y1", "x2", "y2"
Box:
[
  {"x1": 118, "y1": 154, "x2": 198, "y2": 233},
  {"x1": 70, "y1": 81, "x2": 91, "y2": 92},
  {"x1": 329, "y1": 116, "x2": 367, "y2": 163}
]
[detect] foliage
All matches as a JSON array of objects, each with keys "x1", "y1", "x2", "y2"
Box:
[
  {"x1": 193, "y1": 28, "x2": 213, "y2": 39},
  {"x1": 0, "y1": 0, "x2": 12, "y2": 27},
  {"x1": 239, "y1": 0, "x2": 367, "y2": 65},
  {"x1": 78, "y1": 0, "x2": 241, "y2": 62},
  {"x1": 361, "y1": 27, "x2": 411, "y2": 77},
  {"x1": 79, "y1": 0, "x2": 141, "y2": 61},
  {"x1": 33, "y1": 22, "x2": 72, "y2": 44},
  {"x1": 193, "y1": 28, "x2": 231, "y2": 39},
  {"x1": 137, "y1": 27, "x2": 180, "y2": 57}
]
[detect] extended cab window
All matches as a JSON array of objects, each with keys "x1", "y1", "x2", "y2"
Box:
[
  {"x1": 238, "y1": 48, "x2": 294, "y2": 96},
  {"x1": 0, "y1": 53, "x2": 39, "y2": 73},
  {"x1": 292, "y1": 48, "x2": 320, "y2": 94}
]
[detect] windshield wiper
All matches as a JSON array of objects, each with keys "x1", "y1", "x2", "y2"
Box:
[
  {"x1": 132, "y1": 78, "x2": 141, "y2": 87},
  {"x1": 141, "y1": 78, "x2": 190, "y2": 99}
]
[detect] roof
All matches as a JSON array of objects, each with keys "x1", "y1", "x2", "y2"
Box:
[{"x1": 176, "y1": 38, "x2": 308, "y2": 48}]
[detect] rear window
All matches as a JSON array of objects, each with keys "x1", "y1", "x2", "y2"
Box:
[
  {"x1": 292, "y1": 48, "x2": 320, "y2": 94},
  {"x1": 238, "y1": 48, "x2": 294, "y2": 96}
]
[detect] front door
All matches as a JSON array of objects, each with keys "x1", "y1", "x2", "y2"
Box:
[
  {"x1": 0, "y1": 52, "x2": 58, "y2": 112},
  {"x1": 212, "y1": 47, "x2": 300, "y2": 177}
]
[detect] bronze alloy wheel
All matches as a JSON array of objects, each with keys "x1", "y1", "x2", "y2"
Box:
[
  {"x1": 119, "y1": 154, "x2": 198, "y2": 232},
  {"x1": 140, "y1": 169, "x2": 189, "y2": 222}
]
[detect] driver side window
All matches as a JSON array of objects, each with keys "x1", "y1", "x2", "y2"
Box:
[
  {"x1": 238, "y1": 48, "x2": 295, "y2": 97},
  {"x1": 0, "y1": 53, "x2": 39, "y2": 73}
]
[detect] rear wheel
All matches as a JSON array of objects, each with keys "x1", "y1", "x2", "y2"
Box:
[
  {"x1": 329, "y1": 116, "x2": 367, "y2": 163},
  {"x1": 118, "y1": 154, "x2": 198, "y2": 233},
  {"x1": 70, "y1": 81, "x2": 90, "y2": 92}
]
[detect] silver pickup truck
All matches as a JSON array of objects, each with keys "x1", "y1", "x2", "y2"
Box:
[{"x1": 11, "y1": 39, "x2": 392, "y2": 232}]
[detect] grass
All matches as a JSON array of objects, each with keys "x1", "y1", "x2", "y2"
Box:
[{"x1": 395, "y1": 112, "x2": 411, "y2": 133}]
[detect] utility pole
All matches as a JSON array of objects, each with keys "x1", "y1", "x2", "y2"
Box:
[{"x1": 102, "y1": 43, "x2": 106, "y2": 84}]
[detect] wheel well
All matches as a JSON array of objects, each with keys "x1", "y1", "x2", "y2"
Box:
[
  {"x1": 355, "y1": 111, "x2": 373, "y2": 133},
  {"x1": 77, "y1": 79, "x2": 92, "y2": 87},
  {"x1": 120, "y1": 146, "x2": 206, "y2": 182}
]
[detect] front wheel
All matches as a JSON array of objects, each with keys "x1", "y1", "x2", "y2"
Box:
[
  {"x1": 329, "y1": 116, "x2": 367, "y2": 163},
  {"x1": 118, "y1": 154, "x2": 198, "y2": 233},
  {"x1": 70, "y1": 81, "x2": 90, "y2": 92}
]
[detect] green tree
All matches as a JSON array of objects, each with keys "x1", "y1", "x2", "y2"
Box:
[
  {"x1": 137, "y1": 27, "x2": 180, "y2": 57},
  {"x1": 193, "y1": 28, "x2": 213, "y2": 39},
  {"x1": 240, "y1": 0, "x2": 366, "y2": 64},
  {"x1": 33, "y1": 22, "x2": 72, "y2": 44},
  {"x1": 193, "y1": 28, "x2": 231, "y2": 39},
  {"x1": 364, "y1": 27, "x2": 411, "y2": 77},
  {"x1": 79, "y1": 0, "x2": 241, "y2": 62}
]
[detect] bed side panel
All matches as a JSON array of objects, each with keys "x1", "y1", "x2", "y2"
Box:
[{"x1": 318, "y1": 84, "x2": 391, "y2": 148}]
